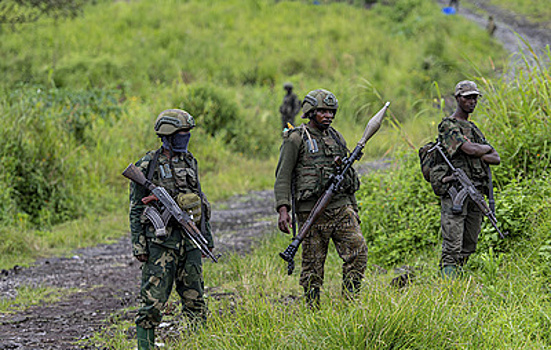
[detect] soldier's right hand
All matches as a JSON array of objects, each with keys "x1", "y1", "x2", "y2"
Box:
[
  {"x1": 277, "y1": 206, "x2": 292, "y2": 234},
  {"x1": 141, "y1": 195, "x2": 159, "y2": 205},
  {"x1": 135, "y1": 254, "x2": 149, "y2": 262}
]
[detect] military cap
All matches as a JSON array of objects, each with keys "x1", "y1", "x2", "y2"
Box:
[{"x1": 454, "y1": 80, "x2": 480, "y2": 97}]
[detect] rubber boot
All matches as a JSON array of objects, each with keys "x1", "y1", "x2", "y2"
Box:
[
  {"x1": 304, "y1": 287, "x2": 320, "y2": 310},
  {"x1": 137, "y1": 326, "x2": 155, "y2": 350}
]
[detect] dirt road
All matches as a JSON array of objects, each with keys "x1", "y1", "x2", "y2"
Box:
[
  {"x1": 0, "y1": 190, "x2": 276, "y2": 349},
  {"x1": 1, "y1": 2, "x2": 549, "y2": 348}
]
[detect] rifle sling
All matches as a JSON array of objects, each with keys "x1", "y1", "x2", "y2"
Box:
[{"x1": 146, "y1": 148, "x2": 162, "y2": 182}]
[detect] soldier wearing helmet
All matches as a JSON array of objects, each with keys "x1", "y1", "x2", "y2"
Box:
[
  {"x1": 128, "y1": 109, "x2": 213, "y2": 349},
  {"x1": 432, "y1": 80, "x2": 500, "y2": 279},
  {"x1": 279, "y1": 82, "x2": 301, "y2": 130},
  {"x1": 274, "y1": 89, "x2": 368, "y2": 308}
]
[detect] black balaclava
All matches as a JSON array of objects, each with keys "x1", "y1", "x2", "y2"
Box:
[{"x1": 161, "y1": 133, "x2": 191, "y2": 153}]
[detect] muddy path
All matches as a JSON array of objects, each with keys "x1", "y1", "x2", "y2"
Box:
[
  {"x1": 1, "y1": 3, "x2": 550, "y2": 348},
  {"x1": 437, "y1": 0, "x2": 550, "y2": 56},
  {"x1": 0, "y1": 190, "x2": 277, "y2": 349}
]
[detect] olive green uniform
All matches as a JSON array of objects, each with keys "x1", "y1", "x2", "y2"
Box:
[
  {"x1": 432, "y1": 117, "x2": 492, "y2": 268},
  {"x1": 279, "y1": 92, "x2": 301, "y2": 129},
  {"x1": 274, "y1": 124, "x2": 367, "y2": 293},
  {"x1": 129, "y1": 150, "x2": 213, "y2": 329}
]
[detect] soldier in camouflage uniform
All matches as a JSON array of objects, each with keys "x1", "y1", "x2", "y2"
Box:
[
  {"x1": 274, "y1": 89, "x2": 368, "y2": 307},
  {"x1": 431, "y1": 81, "x2": 500, "y2": 279},
  {"x1": 279, "y1": 82, "x2": 301, "y2": 130},
  {"x1": 128, "y1": 109, "x2": 214, "y2": 349}
]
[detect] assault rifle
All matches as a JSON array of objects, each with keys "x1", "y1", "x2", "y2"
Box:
[
  {"x1": 279, "y1": 102, "x2": 390, "y2": 275},
  {"x1": 428, "y1": 143, "x2": 507, "y2": 239},
  {"x1": 122, "y1": 163, "x2": 219, "y2": 263}
]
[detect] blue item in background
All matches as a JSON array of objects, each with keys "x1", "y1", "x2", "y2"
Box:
[{"x1": 442, "y1": 7, "x2": 456, "y2": 15}]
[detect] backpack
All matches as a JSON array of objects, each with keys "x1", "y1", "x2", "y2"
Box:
[{"x1": 418, "y1": 140, "x2": 438, "y2": 182}]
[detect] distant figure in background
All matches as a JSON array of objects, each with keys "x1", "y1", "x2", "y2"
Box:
[
  {"x1": 279, "y1": 82, "x2": 301, "y2": 130},
  {"x1": 448, "y1": 0, "x2": 459, "y2": 11},
  {"x1": 486, "y1": 15, "x2": 497, "y2": 36}
]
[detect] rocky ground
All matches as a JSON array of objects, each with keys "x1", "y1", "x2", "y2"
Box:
[{"x1": 0, "y1": 2, "x2": 549, "y2": 349}]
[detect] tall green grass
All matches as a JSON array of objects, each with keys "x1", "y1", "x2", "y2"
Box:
[
  {"x1": 90, "y1": 230, "x2": 551, "y2": 349},
  {"x1": 84, "y1": 47, "x2": 551, "y2": 349},
  {"x1": 0, "y1": 0, "x2": 507, "y2": 267}
]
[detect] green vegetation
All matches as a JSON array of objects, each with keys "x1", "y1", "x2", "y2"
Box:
[
  {"x1": 92, "y1": 47, "x2": 551, "y2": 347},
  {"x1": 0, "y1": 285, "x2": 71, "y2": 313},
  {"x1": 488, "y1": 0, "x2": 551, "y2": 25},
  {"x1": 0, "y1": 0, "x2": 506, "y2": 266},
  {"x1": 1, "y1": 0, "x2": 550, "y2": 348}
]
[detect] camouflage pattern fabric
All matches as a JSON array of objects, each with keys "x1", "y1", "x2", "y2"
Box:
[
  {"x1": 440, "y1": 196, "x2": 482, "y2": 267},
  {"x1": 279, "y1": 92, "x2": 301, "y2": 128},
  {"x1": 436, "y1": 116, "x2": 491, "y2": 269},
  {"x1": 436, "y1": 117, "x2": 492, "y2": 190},
  {"x1": 136, "y1": 242, "x2": 206, "y2": 329},
  {"x1": 274, "y1": 124, "x2": 359, "y2": 213},
  {"x1": 129, "y1": 149, "x2": 212, "y2": 329},
  {"x1": 129, "y1": 151, "x2": 213, "y2": 254},
  {"x1": 297, "y1": 205, "x2": 367, "y2": 292}
]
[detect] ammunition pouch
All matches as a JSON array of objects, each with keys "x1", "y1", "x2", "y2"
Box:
[{"x1": 176, "y1": 192, "x2": 202, "y2": 225}]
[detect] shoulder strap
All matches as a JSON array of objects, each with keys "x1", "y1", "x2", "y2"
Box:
[
  {"x1": 146, "y1": 148, "x2": 162, "y2": 181},
  {"x1": 327, "y1": 128, "x2": 349, "y2": 154},
  {"x1": 186, "y1": 152, "x2": 209, "y2": 234}
]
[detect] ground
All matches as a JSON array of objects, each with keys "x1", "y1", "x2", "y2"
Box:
[{"x1": 0, "y1": 2, "x2": 549, "y2": 348}]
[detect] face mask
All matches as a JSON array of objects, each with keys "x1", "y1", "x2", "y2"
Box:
[{"x1": 162, "y1": 132, "x2": 191, "y2": 153}]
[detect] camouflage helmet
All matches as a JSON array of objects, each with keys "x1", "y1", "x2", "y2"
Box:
[
  {"x1": 301, "y1": 89, "x2": 338, "y2": 116},
  {"x1": 154, "y1": 109, "x2": 195, "y2": 136},
  {"x1": 283, "y1": 82, "x2": 294, "y2": 90}
]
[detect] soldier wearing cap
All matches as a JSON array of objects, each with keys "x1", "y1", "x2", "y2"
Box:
[
  {"x1": 274, "y1": 89, "x2": 368, "y2": 307},
  {"x1": 128, "y1": 109, "x2": 214, "y2": 349},
  {"x1": 431, "y1": 81, "x2": 500, "y2": 279},
  {"x1": 279, "y1": 82, "x2": 301, "y2": 130}
]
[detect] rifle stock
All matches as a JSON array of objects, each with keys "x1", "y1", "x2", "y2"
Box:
[
  {"x1": 279, "y1": 102, "x2": 390, "y2": 275},
  {"x1": 122, "y1": 163, "x2": 219, "y2": 262}
]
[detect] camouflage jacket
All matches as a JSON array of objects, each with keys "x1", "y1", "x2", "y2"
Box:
[
  {"x1": 129, "y1": 149, "x2": 213, "y2": 256},
  {"x1": 274, "y1": 124, "x2": 360, "y2": 213},
  {"x1": 431, "y1": 116, "x2": 493, "y2": 196}
]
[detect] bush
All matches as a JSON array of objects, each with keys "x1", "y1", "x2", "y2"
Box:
[
  {"x1": 0, "y1": 86, "x2": 125, "y2": 227},
  {"x1": 358, "y1": 152, "x2": 441, "y2": 266}
]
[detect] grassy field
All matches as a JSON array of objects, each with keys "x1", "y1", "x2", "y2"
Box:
[
  {"x1": 1, "y1": 0, "x2": 550, "y2": 348},
  {"x1": 0, "y1": 0, "x2": 508, "y2": 267}
]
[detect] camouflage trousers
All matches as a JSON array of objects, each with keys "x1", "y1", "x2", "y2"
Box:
[
  {"x1": 297, "y1": 205, "x2": 368, "y2": 291},
  {"x1": 136, "y1": 241, "x2": 206, "y2": 329},
  {"x1": 440, "y1": 196, "x2": 483, "y2": 268}
]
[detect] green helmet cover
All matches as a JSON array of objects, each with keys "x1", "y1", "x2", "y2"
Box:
[
  {"x1": 301, "y1": 89, "x2": 338, "y2": 116},
  {"x1": 154, "y1": 109, "x2": 196, "y2": 136}
]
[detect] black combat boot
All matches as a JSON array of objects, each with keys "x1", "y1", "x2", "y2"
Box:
[{"x1": 304, "y1": 287, "x2": 320, "y2": 310}]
